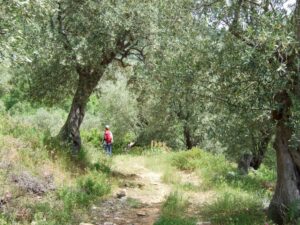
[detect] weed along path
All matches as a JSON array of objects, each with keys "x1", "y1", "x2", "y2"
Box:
[{"x1": 87, "y1": 154, "x2": 215, "y2": 225}]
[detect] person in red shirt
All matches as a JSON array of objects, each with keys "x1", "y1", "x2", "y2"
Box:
[{"x1": 103, "y1": 125, "x2": 113, "y2": 156}]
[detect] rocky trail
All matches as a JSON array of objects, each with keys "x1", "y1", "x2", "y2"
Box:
[
  {"x1": 85, "y1": 158, "x2": 170, "y2": 225},
  {"x1": 82, "y1": 156, "x2": 214, "y2": 225}
]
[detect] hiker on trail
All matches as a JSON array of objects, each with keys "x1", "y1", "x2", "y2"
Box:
[{"x1": 103, "y1": 125, "x2": 113, "y2": 156}]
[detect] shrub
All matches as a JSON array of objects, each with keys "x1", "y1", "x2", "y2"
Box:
[
  {"x1": 11, "y1": 107, "x2": 66, "y2": 136},
  {"x1": 91, "y1": 161, "x2": 111, "y2": 174},
  {"x1": 171, "y1": 149, "x2": 201, "y2": 170},
  {"x1": 172, "y1": 149, "x2": 234, "y2": 185},
  {"x1": 81, "y1": 128, "x2": 101, "y2": 148},
  {"x1": 77, "y1": 171, "x2": 110, "y2": 197},
  {"x1": 7, "y1": 101, "x2": 33, "y2": 115},
  {"x1": 59, "y1": 171, "x2": 110, "y2": 209}
]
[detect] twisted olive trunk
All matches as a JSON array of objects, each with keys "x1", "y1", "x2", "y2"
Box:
[
  {"x1": 237, "y1": 125, "x2": 272, "y2": 174},
  {"x1": 250, "y1": 131, "x2": 271, "y2": 170},
  {"x1": 268, "y1": 91, "x2": 300, "y2": 224},
  {"x1": 59, "y1": 68, "x2": 104, "y2": 154},
  {"x1": 268, "y1": 1, "x2": 300, "y2": 223},
  {"x1": 183, "y1": 124, "x2": 193, "y2": 150},
  {"x1": 268, "y1": 121, "x2": 300, "y2": 224}
]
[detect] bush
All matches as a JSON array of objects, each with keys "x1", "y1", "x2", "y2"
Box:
[
  {"x1": 172, "y1": 148, "x2": 234, "y2": 185},
  {"x1": 91, "y1": 161, "x2": 111, "y2": 174},
  {"x1": 11, "y1": 107, "x2": 66, "y2": 136},
  {"x1": 171, "y1": 149, "x2": 202, "y2": 170},
  {"x1": 0, "y1": 116, "x2": 45, "y2": 149},
  {"x1": 77, "y1": 171, "x2": 110, "y2": 197},
  {"x1": 7, "y1": 101, "x2": 32, "y2": 115},
  {"x1": 59, "y1": 171, "x2": 110, "y2": 208},
  {"x1": 81, "y1": 128, "x2": 101, "y2": 148}
]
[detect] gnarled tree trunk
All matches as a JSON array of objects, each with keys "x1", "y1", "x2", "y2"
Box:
[
  {"x1": 249, "y1": 126, "x2": 272, "y2": 170},
  {"x1": 250, "y1": 130, "x2": 271, "y2": 170},
  {"x1": 238, "y1": 126, "x2": 272, "y2": 174},
  {"x1": 183, "y1": 124, "x2": 193, "y2": 150},
  {"x1": 268, "y1": 1, "x2": 300, "y2": 223},
  {"x1": 237, "y1": 153, "x2": 253, "y2": 175},
  {"x1": 59, "y1": 67, "x2": 104, "y2": 154},
  {"x1": 268, "y1": 90, "x2": 300, "y2": 224}
]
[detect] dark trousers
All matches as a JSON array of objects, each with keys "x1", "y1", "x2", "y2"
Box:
[{"x1": 105, "y1": 143, "x2": 112, "y2": 156}]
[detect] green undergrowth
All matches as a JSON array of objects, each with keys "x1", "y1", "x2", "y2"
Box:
[
  {"x1": 28, "y1": 171, "x2": 110, "y2": 225},
  {"x1": 154, "y1": 192, "x2": 196, "y2": 225},
  {"x1": 168, "y1": 148, "x2": 276, "y2": 225},
  {"x1": 201, "y1": 191, "x2": 268, "y2": 225},
  {"x1": 0, "y1": 113, "x2": 278, "y2": 225},
  {"x1": 0, "y1": 115, "x2": 112, "y2": 225}
]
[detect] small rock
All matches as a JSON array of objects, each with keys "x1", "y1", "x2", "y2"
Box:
[
  {"x1": 114, "y1": 217, "x2": 122, "y2": 220},
  {"x1": 137, "y1": 211, "x2": 147, "y2": 216},
  {"x1": 0, "y1": 162, "x2": 12, "y2": 170},
  {"x1": 4, "y1": 191, "x2": 12, "y2": 201},
  {"x1": 91, "y1": 205, "x2": 99, "y2": 210},
  {"x1": 119, "y1": 196, "x2": 127, "y2": 202},
  {"x1": 116, "y1": 189, "x2": 126, "y2": 198},
  {"x1": 137, "y1": 183, "x2": 144, "y2": 188},
  {"x1": 197, "y1": 222, "x2": 211, "y2": 225},
  {"x1": 103, "y1": 222, "x2": 116, "y2": 225},
  {"x1": 80, "y1": 223, "x2": 95, "y2": 225}
]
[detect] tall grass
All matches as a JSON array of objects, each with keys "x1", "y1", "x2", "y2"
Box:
[
  {"x1": 201, "y1": 191, "x2": 266, "y2": 225},
  {"x1": 169, "y1": 148, "x2": 276, "y2": 225},
  {"x1": 0, "y1": 113, "x2": 112, "y2": 225},
  {"x1": 154, "y1": 192, "x2": 196, "y2": 225}
]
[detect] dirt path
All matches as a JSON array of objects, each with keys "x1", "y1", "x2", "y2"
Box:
[
  {"x1": 112, "y1": 163, "x2": 171, "y2": 205},
  {"x1": 87, "y1": 155, "x2": 214, "y2": 225},
  {"x1": 88, "y1": 156, "x2": 170, "y2": 225}
]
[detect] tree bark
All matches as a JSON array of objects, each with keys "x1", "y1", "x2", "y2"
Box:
[
  {"x1": 296, "y1": 0, "x2": 300, "y2": 42},
  {"x1": 268, "y1": 1, "x2": 300, "y2": 223},
  {"x1": 238, "y1": 153, "x2": 253, "y2": 175},
  {"x1": 58, "y1": 67, "x2": 104, "y2": 154},
  {"x1": 183, "y1": 124, "x2": 193, "y2": 150},
  {"x1": 268, "y1": 90, "x2": 300, "y2": 224},
  {"x1": 238, "y1": 126, "x2": 272, "y2": 174},
  {"x1": 268, "y1": 122, "x2": 300, "y2": 224},
  {"x1": 250, "y1": 128, "x2": 272, "y2": 170}
]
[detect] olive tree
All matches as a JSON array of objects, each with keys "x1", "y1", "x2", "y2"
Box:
[
  {"x1": 17, "y1": 0, "x2": 159, "y2": 153},
  {"x1": 196, "y1": 0, "x2": 300, "y2": 223}
]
